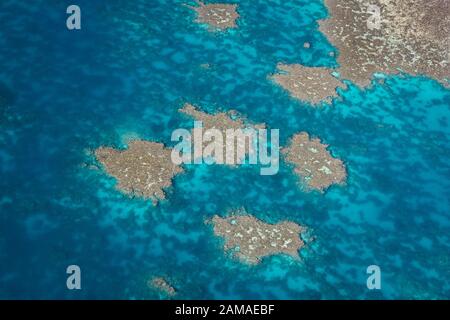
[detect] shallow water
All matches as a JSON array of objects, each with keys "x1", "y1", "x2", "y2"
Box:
[{"x1": 0, "y1": 0, "x2": 449, "y2": 299}]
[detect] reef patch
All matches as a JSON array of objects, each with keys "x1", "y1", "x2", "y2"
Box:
[
  {"x1": 95, "y1": 140, "x2": 183, "y2": 205},
  {"x1": 319, "y1": 0, "x2": 450, "y2": 87},
  {"x1": 282, "y1": 132, "x2": 346, "y2": 192},
  {"x1": 187, "y1": 1, "x2": 240, "y2": 31},
  {"x1": 148, "y1": 277, "x2": 176, "y2": 297},
  {"x1": 271, "y1": 63, "x2": 346, "y2": 105},
  {"x1": 208, "y1": 210, "x2": 306, "y2": 264}
]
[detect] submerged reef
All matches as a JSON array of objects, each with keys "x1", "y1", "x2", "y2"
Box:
[
  {"x1": 148, "y1": 277, "x2": 176, "y2": 297},
  {"x1": 319, "y1": 0, "x2": 450, "y2": 87},
  {"x1": 208, "y1": 210, "x2": 306, "y2": 264},
  {"x1": 282, "y1": 132, "x2": 346, "y2": 192},
  {"x1": 187, "y1": 0, "x2": 240, "y2": 31},
  {"x1": 95, "y1": 140, "x2": 183, "y2": 205},
  {"x1": 271, "y1": 63, "x2": 346, "y2": 105}
]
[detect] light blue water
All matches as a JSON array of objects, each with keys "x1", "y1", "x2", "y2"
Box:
[{"x1": 0, "y1": 0, "x2": 449, "y2": 299}]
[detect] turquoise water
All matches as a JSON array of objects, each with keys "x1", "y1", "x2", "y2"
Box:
[{"x1": 0, "y1": 0, "x2": 449, "y2": 299}]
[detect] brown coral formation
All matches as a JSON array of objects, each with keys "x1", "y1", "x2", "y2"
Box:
[
  {"x1": 95, "y1": 140, "x2": 183, "y2": 204},
  {"x1": 179, "y1": 103, "x2": 264, "y2": 132},
  {"x1": 179, "y1": 103, "x2": 265, "y2": 164},
  {"x1": 209, "y1": 210, "x2": 306, "y2": 264},
  {"x1": 187, "y1": 1, "x2": 240, "y2": 31},
  {"x1": 148, "y1": 277, "x2": 176, "y2": 296},
  {"x1": 271, "y1": 63, "x2": 346, "y2": 105},
  {"x1": 282, "y1": 132, "x2": 346, "y2": 192},
  {"x1": 319, "y1": 0, "x2": 450, "y2": 87}
]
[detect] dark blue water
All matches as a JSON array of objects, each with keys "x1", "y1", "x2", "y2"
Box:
[{"x1": 0, "y1": 0, "x2": 449, "y2": 299}]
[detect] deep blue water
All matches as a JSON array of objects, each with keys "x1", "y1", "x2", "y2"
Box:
[{"x1": 0, "y1": 0, "x2": 449, "y2": 299}]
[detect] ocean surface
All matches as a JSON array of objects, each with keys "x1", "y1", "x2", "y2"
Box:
[{"x1": 0, "y1": 0, "x2": 449, "y2": 299}]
